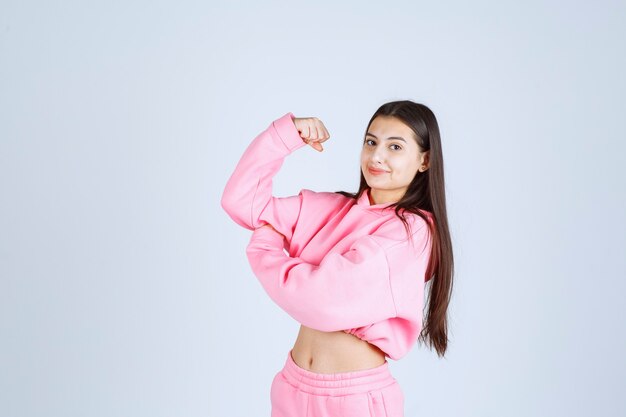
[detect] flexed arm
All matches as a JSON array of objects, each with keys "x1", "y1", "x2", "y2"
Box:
[{"x1": 220, "y1": 113, "x2": 330, "y2": 242}]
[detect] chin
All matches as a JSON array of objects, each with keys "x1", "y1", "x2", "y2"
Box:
[{"x1": 367, "y1": 182, "x2": 392, "y2": 191}]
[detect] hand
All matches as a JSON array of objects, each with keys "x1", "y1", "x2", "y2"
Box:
[
  {"x1": 292, "y1": 116, "x2": 331, "y2": 152},
  {"x1": 258, "y1": 223, "x2": 286, "y2": 240}
]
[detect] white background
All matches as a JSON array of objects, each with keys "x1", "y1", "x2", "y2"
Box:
[{"x1": 1, "y1": 1, "x2": 625, "y2": 416}]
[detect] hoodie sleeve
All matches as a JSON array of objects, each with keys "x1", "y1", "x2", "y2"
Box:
[
  {"x1": 220, "y1": 112, "x2": 308, "y2": 243},
  {"x1": 245, "y1": 219, "x2": 430, "y2": 332}
]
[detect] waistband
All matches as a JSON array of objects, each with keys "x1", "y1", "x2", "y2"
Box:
[{"x1": 281, "y1": 349, "x2": 396, "y2": 396}]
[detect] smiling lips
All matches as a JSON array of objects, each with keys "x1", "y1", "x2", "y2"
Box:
[{"x1": 367, "y1": 167, "x2": 389, "y2": 175}]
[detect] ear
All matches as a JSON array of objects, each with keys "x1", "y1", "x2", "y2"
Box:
[{"x1": 420, "y1": 150, "x2": 430, "y2": 169}]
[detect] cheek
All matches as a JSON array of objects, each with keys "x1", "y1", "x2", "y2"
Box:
[{"x1": 391, "y1": 159, "x2": 419, "y2": 179}]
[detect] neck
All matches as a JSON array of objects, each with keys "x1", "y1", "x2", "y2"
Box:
[{"x1": 369, "y1": 187, "x2": 405, "y2": 205}]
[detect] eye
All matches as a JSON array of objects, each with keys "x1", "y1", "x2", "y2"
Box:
[
  {"x1": 390, "y1": 144, "x2": 402, "y2": 151},
  {"x1": 365, "y1": 139, "x2": 375, "y2": 146}
]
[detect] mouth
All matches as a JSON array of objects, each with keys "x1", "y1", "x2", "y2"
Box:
[{"x1": 367, "y1": 167, "x2": 389, "y2": 175}]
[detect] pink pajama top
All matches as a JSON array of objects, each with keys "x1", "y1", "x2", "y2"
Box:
[{"x1": 221, "y1": 112, "x2": 434, "y2": 361}]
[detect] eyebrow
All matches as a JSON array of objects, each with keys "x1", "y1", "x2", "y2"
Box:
[{"x1": 365, "y1": 133, "x2": 407, "y2": 143}]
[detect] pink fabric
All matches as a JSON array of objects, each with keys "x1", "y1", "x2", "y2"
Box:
[
  {"x1": 221, "y1": 112, "x2": 434, "y2": 361},
  {"x1": 270, "y1": 350, "x2": 404, "y2": 417}
]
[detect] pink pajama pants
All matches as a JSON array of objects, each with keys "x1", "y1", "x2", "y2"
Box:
[{"x1": 270, "y1": 350, "x2": 405, "y2": 417}]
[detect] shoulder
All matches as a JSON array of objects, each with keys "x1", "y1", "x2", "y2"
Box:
[
  {"x1": 370, "y1": 211, "x2": 433, "y2": 254},
  {"x1": 378, "y1": 210, "x2": 431, "y2": 235},
  {"x1": 290, "y1": 189, "x2": 355, "y2": 225},
  {"x1": 298, "y1": 188, "x2": 354, "y2": 206}
]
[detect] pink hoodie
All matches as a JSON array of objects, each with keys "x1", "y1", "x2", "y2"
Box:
[{"x1": 221, "y1": 112, "x2": 434, "y2": 360}]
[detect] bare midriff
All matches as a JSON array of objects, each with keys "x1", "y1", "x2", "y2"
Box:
[{"x1": 290, "y1": 324, "x2": 387, "y2": 374}]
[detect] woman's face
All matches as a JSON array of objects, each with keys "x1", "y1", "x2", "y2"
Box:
[{"x1": 360, "y1": 116, "x2": 429, "y2": 204}]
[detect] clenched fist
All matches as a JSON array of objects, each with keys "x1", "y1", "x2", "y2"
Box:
[{"x1": 293, "y1": 117, "x2": 331, "y2": 152}]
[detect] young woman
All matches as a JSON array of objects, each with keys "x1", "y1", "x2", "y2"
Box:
[{"x1": 221, "y1": 100, "x2": 454, "y2": 417}]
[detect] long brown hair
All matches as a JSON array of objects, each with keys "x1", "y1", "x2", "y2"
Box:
[{"x1": 335, "y1": 100, "x2": 454, "y2": 357}]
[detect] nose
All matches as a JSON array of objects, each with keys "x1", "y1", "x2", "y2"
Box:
[{"x1": 371, "y1": 146, "x2": 386, "y2": 165}]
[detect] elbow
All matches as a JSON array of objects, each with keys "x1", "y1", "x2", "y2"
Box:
[
  {"x1": 220, "y1": 192, "x2": 236, "y2": 221},
  {"x1": 221, "y1": 191, "x2": 253, "y2": 230},
  {"x1": 220, "y1": 187, "x2": 235, "y2": 215}
]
